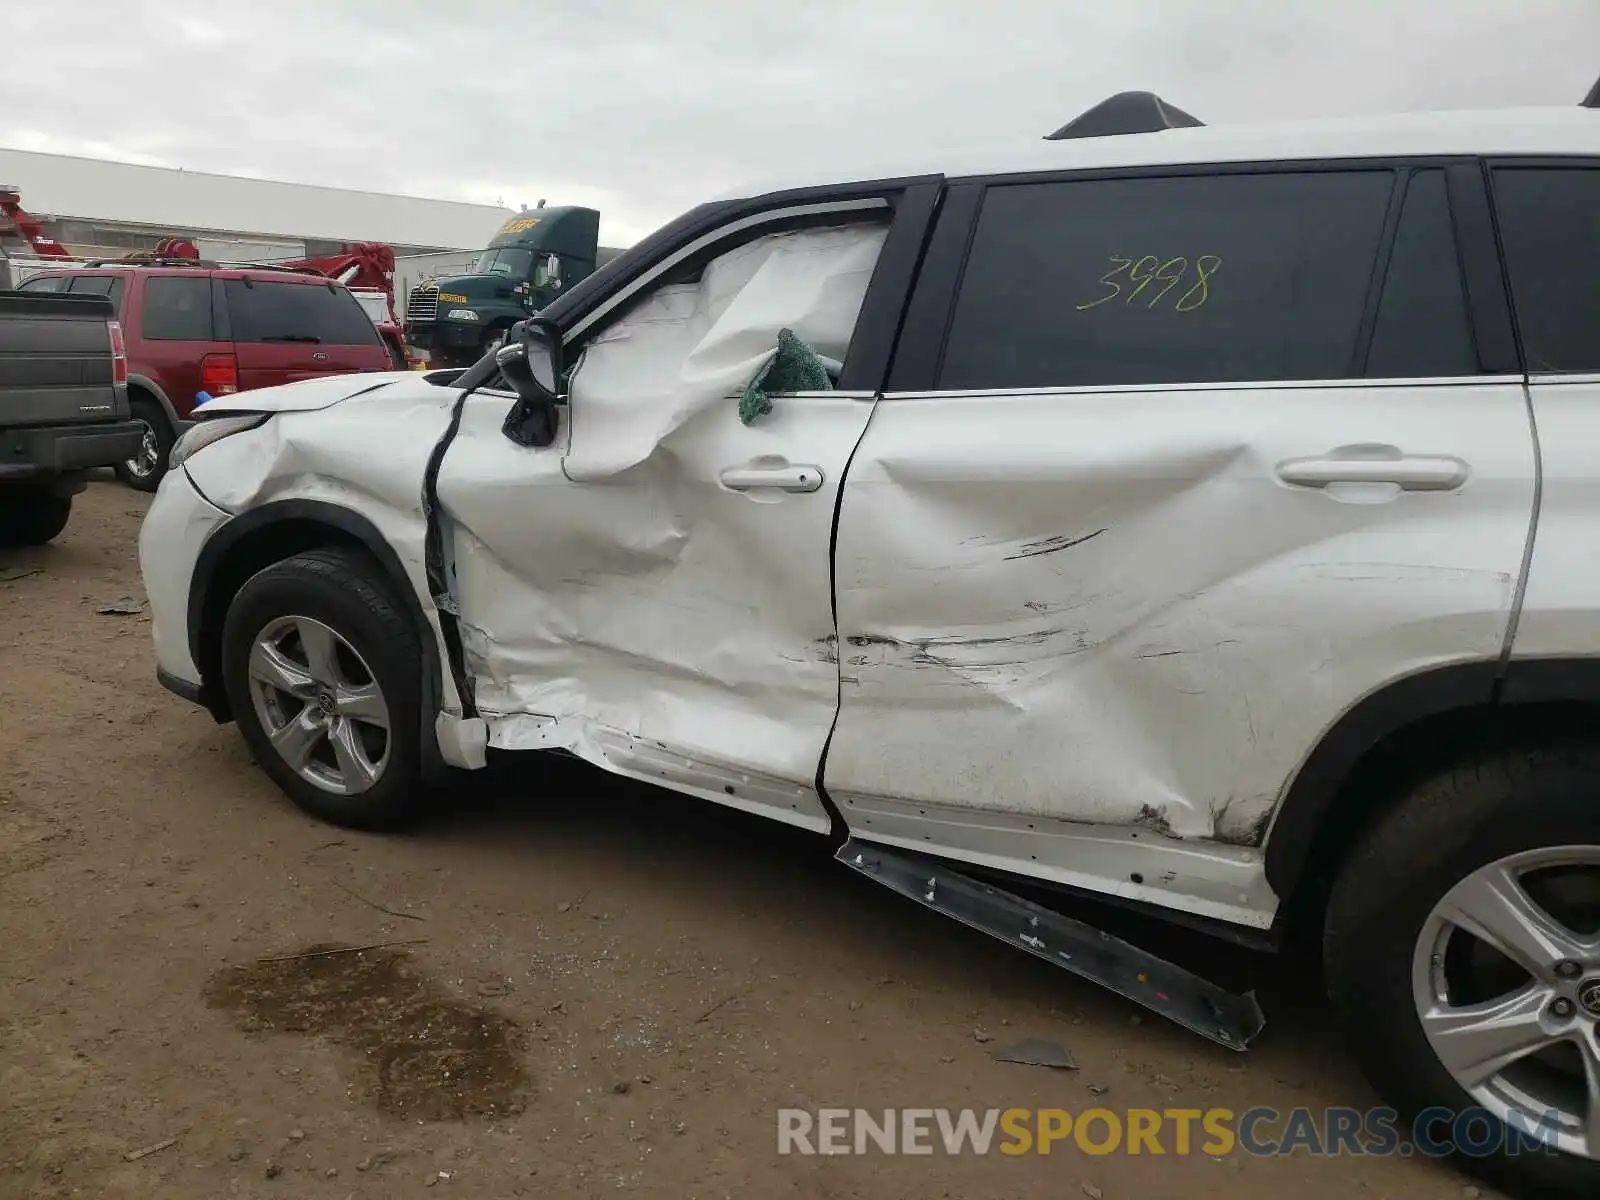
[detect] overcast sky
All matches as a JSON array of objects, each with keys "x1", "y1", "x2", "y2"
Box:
[{"x1": 4, "y1": 0, "x2": 1598, "y2": 245}]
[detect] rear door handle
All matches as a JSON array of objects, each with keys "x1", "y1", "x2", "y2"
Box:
[
  {"x1": 719, "y1": 463, "x2": 824, "y2": 493},
  {"x1": 1276, "y1": 448, "x2": 1468, "y2": 492}
]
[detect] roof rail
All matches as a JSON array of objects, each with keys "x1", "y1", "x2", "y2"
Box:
[
  {"x1": 74, "y1": 257, "x2": 339, "y2": 281},
  {"x1": 1045, "y1": 91, "x2": 1204, "y2": 140},
  {"x1": 1585, "y1": 73, "x2": 1600, "y2": 108},
  {"x1": 81, "y1": 257, "x2": 220, "y2": 269},
  {"x1": 218, "y1": 261, "x2": 326, "y2": 279}
]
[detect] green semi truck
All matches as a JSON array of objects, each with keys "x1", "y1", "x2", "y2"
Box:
[{"x1": 403, "y1": 205, "x2": 607, "y2": 368}]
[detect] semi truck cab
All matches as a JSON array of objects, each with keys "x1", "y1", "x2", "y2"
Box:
[{"x1": 403, "y1": 205, "x2": 601, "y2": 368}]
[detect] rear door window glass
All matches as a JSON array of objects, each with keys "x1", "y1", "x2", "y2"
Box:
[
  {"x1": 1364, "y1": 170, "x2": 1477, "y2": 378},
  {"x1": 937, "y1": 170, "x2": 1395, "y2": 390},
  {"x1": 223, "y1": 280, "x2": 381, "y2": 345},
  {"x1": 141, "y1": 276, "x2": 215, "y2": 340},
  {"x1": 1491, "y1": 166, "x2": 1600, "y2": 373}
]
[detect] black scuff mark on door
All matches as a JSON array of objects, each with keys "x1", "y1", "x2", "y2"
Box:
[
  {"x1": 1004, "y1": 528, "x2": 1107, "y2": 561},
  {"x1": 1133, "y1": 804, "x2": 1180, "y2": 839},
  {"x1": 934, "y1": 627, "x2": 1065, "y2": 650},
  {"x1": 1209, "y1": 797, "x2": 1275, "y2": 846},
  {"x1": 845, "y1": 628, "x2": 1087, "y2": 671},
  {"x1": 1021, "y1": 593, "x2": 1112, "y2": 617}
]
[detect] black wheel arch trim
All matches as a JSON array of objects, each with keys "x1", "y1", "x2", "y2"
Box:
[
  {"x1": 1265, "y1": 656, "x2": 1600, "y2": 901},
  {"x1": 185, "y1": 498, "x2": 450, "y2": 781}
]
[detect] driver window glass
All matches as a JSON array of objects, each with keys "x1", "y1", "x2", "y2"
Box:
[
  {"x1": 560, "y1": 213, "x2": 891, "y2": 482},
  {"x1": 569, "y1": 210, "x2": 891, "y2": 372}
]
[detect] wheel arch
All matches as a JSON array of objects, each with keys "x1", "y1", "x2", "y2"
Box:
[
  {"x1": 1266, "y1": 657, "x2": 1600, "y2": 938},
  {"x1": 186, "y1": 499, "x2": 448, "y2": 779},
  {"x1": 126, "y1": 373, "x2": 188, "y2": 431}
]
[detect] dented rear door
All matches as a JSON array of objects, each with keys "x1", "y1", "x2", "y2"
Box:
[{"x1": 825, "y1": 168, "x2": 1534, "y2": 923}]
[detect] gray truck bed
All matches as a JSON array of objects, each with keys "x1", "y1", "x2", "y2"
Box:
[
  {"x1": 0, "y1": 291, "x2": 142, "y2": 489},
  {"x1": 0, "y1": 292, "x2": 126, "y2": 427}
]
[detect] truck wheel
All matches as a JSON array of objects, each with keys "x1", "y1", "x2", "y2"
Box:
[
  {"x1": 220, "y1": 546, "x2": 427, "y2": 831},
  {"x1": 114, "y1": 397, "x2": 174, "y2": 493},
  {"x1": 1325, "y1": 744, "x2": 1600, "y2": 1196},
  {"x1": 0, "y1": 490, "x2": 72, "y2": 546}
]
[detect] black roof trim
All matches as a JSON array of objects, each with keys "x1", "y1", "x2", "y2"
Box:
[
  {"x1": 1045, "y1": 91, "x2": 1204, "y2": 140},
  {"x1": 1584, "y1": 73, "x2": 1600, "y2": 108}
]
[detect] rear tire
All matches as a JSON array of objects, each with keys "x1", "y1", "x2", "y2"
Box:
[
  {"x1": 114, "y1": 396, "x2": 174, "y2": 493},
  {"x1": 221, "y1": 546, "x2": 427, "y2": 831},
  {"x1": 1325, "y1": 745, "x2": 1600, "y2": 1197},
  {"x1": 0, "y1": 490, "x2": 71, "y2": 546}
]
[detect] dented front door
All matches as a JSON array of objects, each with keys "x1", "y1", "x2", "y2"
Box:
[{"x1": 433, "y1": 209, "x2": 909, "y2": 833}]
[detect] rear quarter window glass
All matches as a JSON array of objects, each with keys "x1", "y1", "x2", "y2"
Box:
[
  {"x1": 141, "y1": 276, "x2": 215, "y2": 340},
  {"x1": 1491, "y1": 166, "x2": 1600, "y2": 373},
  {"x1": 223, "y1": 280, "x2": 381, "y2": 346},
  {"x1": 938, "y1": 170, "x2": 1395, "y2": 390},
  {"x1": 18, "y1": 275, "x2": 65, "y2": 293},
  {"x1": 68, "y1": 274, "x2": 127, "y2": 316}
]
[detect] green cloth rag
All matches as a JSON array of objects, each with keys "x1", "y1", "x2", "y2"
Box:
[{"x1": 739, "y1": 328, "x2": 833, "y2": 425}]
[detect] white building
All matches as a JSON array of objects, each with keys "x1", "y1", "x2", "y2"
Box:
[{"x1": 0, "y1": 146, "x2": 514, "y2": 261}]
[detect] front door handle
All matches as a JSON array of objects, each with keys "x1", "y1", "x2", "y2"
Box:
[
  {"x1": 719, "y1": 462, "x2": 824, "y2": 493},
  {"x1": 1276, "y1": 446, "x2": 1469, "y2": 492}
]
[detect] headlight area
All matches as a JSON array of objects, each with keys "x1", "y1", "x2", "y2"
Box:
[
  {"x1": 446, "y1": 308, "x2": 481, "y2": 322},
  {"x1": 169, "y1": 413, "x2": 272, "y2": 471}
]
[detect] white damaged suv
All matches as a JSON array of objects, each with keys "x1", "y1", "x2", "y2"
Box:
[{"x1": 141, "y1": 90, "x2": 1600, "y2": 1194}]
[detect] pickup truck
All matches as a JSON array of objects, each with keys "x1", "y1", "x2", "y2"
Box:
[{"x1": 0, "y1": 291, "x2": 144, "y2": 545}]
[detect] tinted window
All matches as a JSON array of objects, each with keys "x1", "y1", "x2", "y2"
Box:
[
  {"x1": 223, "y1": 280, "x2": 380, "y2": 345},
  {"x1": 68, "y1": 274, "x2": 127, "y2": 315},
  {"x1": 938, "y1": 171, "x2": 1395, "y2": 390},
  {"x1": 1492, "y1": 167, "x2": 1600, "y2": 373},
  {"x1": 141, "y1": 276, "x2": 215, "y2": 340},
  {"x1": 18, "y1": 275, "x2": 65, "y2": 293},
  {"x1": 1365, "y1": 170, "x2": 1476, "y2": 378}
]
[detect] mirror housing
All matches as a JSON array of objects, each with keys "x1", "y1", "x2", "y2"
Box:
[{"x1": 497, "y1": 318, "x2": 562, "y2": 449}]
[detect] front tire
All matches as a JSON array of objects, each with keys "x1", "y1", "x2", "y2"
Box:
[
  {"x1": 1325, "y1": 745, "x2": 1600, "y2": 1197},
  {"x1": 220, "y1": 546, "x2": 426, "y2": 830},
  {"x1": 0, "y1": 489, "x2": 71, "y2": 546},
  {"x1": 114, "y1": 397, "x2": 174, "y2": 493}
]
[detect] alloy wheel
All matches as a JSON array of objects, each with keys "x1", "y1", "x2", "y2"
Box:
[
  {"x1": 1412, "y1": 846, "x2": 1600, "y2": 1158},
  {"x1": 245, "y1": 615, "x2": 391, "y2": 796},
  {"x1": 125, "y1": 417, "x2": 158, "y2": 479}
]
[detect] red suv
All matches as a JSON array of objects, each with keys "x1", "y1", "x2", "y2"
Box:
[{"x1": 17, "y1": 265, "x2": 393, "y2": 490}]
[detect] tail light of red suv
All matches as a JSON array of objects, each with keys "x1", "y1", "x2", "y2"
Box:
[{"x1": 199, "y1": 352, "x2": 239, "y2": 396}]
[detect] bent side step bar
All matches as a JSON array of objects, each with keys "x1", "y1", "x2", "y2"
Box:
[{"x1": 836, "y1": 838, "x2": 1265, "y2": 1051}]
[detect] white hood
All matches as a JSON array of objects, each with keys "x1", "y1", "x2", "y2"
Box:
[{"x1": 194, "y1": 370, "x2": 415, "y2": 416}]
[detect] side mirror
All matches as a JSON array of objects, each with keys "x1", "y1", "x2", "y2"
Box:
[
  {"x1": 497, "y1": 318, "x2": 562, "y2": 449},
  {"x1": 534, "y1": 252, "x2": 562, "y2": 291}
]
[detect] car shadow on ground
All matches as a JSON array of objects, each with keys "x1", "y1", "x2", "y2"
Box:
[{"x1": 410, "y1": 749, "x2": 1354, "y2": 1083}]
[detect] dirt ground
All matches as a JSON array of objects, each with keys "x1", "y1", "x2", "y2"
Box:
[{"x1": 0, "y1": 480, "x2": 1499, "y2": 1199}]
